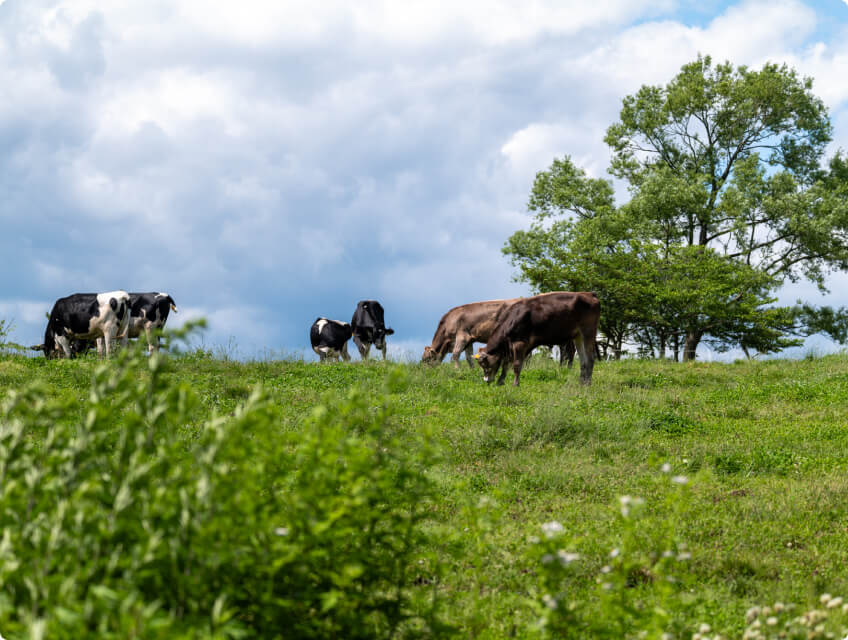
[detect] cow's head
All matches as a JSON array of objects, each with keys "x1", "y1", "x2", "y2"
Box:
[
  {"x1": 473, "y1": 348, "x2": 500, "y2": 383},
  {"x1": 421, "y1": 345, "x2": 439, "y2": 365},
  {"x1": 372, "y1": 327, "x2": 394, "y2": 350}
]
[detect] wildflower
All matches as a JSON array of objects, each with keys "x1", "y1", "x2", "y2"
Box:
[
  {"x1": 773, "y1": 602, "x2": 785, "y2": 613},
  {"x1": 671, "y1": 475, "x2": 689, "y2": 485},
  {"x1": 677, "y1": 551, "x2": 692, "y2": 561},
  {"x1": 619, "y1": 495, "x2": 644, "y2": 517},
  {"x1": 528, "y1": 535, "x2": 540, "y2": 544},
  {"x1": 826, "y1": 597, "x2": 843, "y2": 609},
  {"x1": 820, "y1": 594, "x2": 833, "y2": 604},
  {"x1": 661, "y1": 462, "x2": 672, "y2": 473},
  {"x1": 557, "y1": 550, "x2": 580, "y2": 565},
  {"x1": 765, "y1": 617, "x2": 777, "y2": 626},
  {"x1": 609, "y1": 548, "x2": 620, "y2": 558},
  {"x1": 541, "y1": 521, "x2": 564, "y2": 538},
  {"x1": 273, "y1": 527, "x2": 290, "y2": 536},
  {"x1": 541, "y1": 554, "x2": 554, "y2": 564},
  {"x1": 600, "y1": 565, "x2": 611, "y2": 574},
  {"x1": 842, "y1": 602, "x2": 848, "y2": 614},
  {"x1": 541, "y1": 594, "x2": 558, "y2": 610},
  {"x1": 699, "y1": 623, "x2": 712, "y2": 633}
]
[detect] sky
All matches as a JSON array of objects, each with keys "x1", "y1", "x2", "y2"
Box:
[{"x1": 1, "y1": 0, "x2": 847, "y2": 360}]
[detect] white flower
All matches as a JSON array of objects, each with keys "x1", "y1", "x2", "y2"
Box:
[
  {"x1": 661, "y1": 462, "x2": 672, "y2": 473},
  {"x1": 699, "y1": 623, "x2": 711, "y2": 633},
  {"x1": 827, "y1": 596, "x2": 843, "y2": 609},
  {"x1": 766, "y1": 616, "x2": 777, "y2": 626},
  {"x1": 528, "y1": 535, "x2": 540, "y2": 544},
  {"x1": 274, "y1": 527, "x2": 290, "y2": 536},
  {"x1": 609, "y1": 548, "x2": 620, "y2": 558},
  {"x1": 677, "y1": 551, "x2": 692, "y2": 561},
  {"x1": 820, "y1": 593, "x2": 832, "y2": 604},
  {"x1": 542, "y1": 594, "x2": 558, "y2": 609},
  {"x1": 541, "y1": 554, "x2": 554, "y2": 564},
  {"x1": 557, "y1": 550, "x2": 580, "y2": 565},
  {"x1": 600, "y1": 565, "x2": 611, "y2": 574},
  {"x1": 671, "y1": 475, "x2": 689, "y2": 485},
  {"x1": 541, "y1": 521, "x2": 564, "y2": 538}
]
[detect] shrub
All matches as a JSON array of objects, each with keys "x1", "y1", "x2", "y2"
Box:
[{"x1": 0, "y1": 342, "x2": 448, "y2": 638}]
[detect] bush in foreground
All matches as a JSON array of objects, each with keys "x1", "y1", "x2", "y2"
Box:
[{"x1": 0, "y1": 346, "x2": 446, "y2": 639}]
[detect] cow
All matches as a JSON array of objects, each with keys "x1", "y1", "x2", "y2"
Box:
[
  {"x1": 40, "y1": 291, "x2": 131, "y2": 359},
  {"x1": 123, "y1": 292, "x2": 178, "y2": 352},
  {"x1": 350, "y1": 300, "x2": 394, "y2": 360},
  {"x1": 421, "y1": 298, "x2": 520, "y2": 369},
  {"x1": 473, "y1": 291, "x2": 600, "y2": 387},
  {"x1": 310, "y1": 317, "x2": 353, "y2": 362}
]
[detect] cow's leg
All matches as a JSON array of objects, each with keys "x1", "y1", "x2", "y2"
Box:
[
  {"x1": 55, "y1": 334, "x2": 72, "y2": 358},
  {"x1": 496, "y1": 355, "x2": 508, "y2": 386},
  {"x1": 452, "y1": 333, "x2": 470, "y2": 369},
  {"x1": 464, "y1": 342, "x2": 475, "y2": 369},
  {"x1": 353, "y1": 335, "x2": 371, "y2": 360},
  {"x1": 575, "y1": 331, "x2": 595, "y2": 385},
  {"x1": 511, "y1": 342, "x2": 529, "y2": 387},
  {"x1": 380, "y1": 344, "x2": 387, "y2": 360},
  {"x1": 103, "y1": 324, "x2": 119, "y2": 357},
  {"x1": 145, "y1": 325, "x2": 155, "y2": 353},
  {"x1": 341, "y1": 342, "x2": 351, "y2": 362},
  {"x1": 560, "y1": 340, "x2": 576, "y2": 369}
]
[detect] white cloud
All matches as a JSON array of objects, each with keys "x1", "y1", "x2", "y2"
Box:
[{"x1": 1, "y1": 0, "x2": 847, "y2": 356}]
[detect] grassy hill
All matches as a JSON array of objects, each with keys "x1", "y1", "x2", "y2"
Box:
[{"x1": 1, "y1": 345, "x2": 848, "y2": 638}]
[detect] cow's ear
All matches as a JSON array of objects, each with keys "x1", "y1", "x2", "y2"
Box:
[{"x1": 385, "y1": 328, "x2": 395, "y2": 335}]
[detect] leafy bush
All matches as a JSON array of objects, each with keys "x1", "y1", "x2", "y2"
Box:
[{"x1": 0, "y1": 342, "x2": 448, "y2": 638}]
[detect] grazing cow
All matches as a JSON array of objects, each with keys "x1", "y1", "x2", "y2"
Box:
[
  {"x1": 124, "y1": 292, "x2": 178, "y2": 352},
  {"x1": 41, "y1": 291, "x2": 131, "y2": 359},
  {"x1": 421, "y1": 298, "x2": 520, "y2": 369},
  {"x1": 473, "y1": 292, "x2": 600, "y2": 387},
  {"x1": 310, "y1": 317, "x2": 353, "y2": 362},
  {"x1": 350, "y1": 300, "x2": 394, "y2": 360}
]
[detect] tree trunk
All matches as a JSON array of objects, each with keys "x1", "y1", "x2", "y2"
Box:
[{"x1": 682, "y1": 330, "x2": 702, "y2": 361}]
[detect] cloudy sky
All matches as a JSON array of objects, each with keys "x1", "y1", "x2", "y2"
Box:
[{"x1": 1, "y1": 0, "x2": 847, "y2": 360}]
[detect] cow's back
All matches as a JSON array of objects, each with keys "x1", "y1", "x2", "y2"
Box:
[{"x1": 498, "y1": 292, "x2": 599, "y2": 348}]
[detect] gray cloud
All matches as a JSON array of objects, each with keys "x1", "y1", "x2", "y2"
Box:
[{"x1": 1, "y1": 0, "x2": 847, "y2": 358}]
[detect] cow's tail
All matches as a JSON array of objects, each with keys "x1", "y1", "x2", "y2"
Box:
[{"x1": 166, "y1": 295, "x2": 178, "y2": 313}]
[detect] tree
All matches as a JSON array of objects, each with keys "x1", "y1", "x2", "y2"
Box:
[{"x1": 505, "y1": 56, "x2": 848, "y2": 359}]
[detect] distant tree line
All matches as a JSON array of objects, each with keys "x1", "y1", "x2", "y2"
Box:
[{"x1": 504, "y1": 56, "x2": 848, "y2": 360}]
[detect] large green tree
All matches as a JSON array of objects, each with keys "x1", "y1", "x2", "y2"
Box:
[{"x1": 505, "y1": 56, "x2": 848, "y2": 359}]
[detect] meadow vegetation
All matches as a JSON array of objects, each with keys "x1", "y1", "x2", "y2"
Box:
[{"x1": 1, "y1": 332, "x2": 848, "y2": 639}]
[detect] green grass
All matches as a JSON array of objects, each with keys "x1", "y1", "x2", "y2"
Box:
[{"x1": 2, "y1": 348, "x2": 848, "y2": 638}]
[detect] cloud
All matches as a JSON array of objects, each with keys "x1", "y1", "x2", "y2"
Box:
[{"x1": 1, "y1": 0, "x2": 847, "y2": 358}]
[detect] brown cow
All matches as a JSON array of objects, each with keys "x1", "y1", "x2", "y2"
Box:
[
  {"x1": 421, "y1": 298, "x2": 520, "y2": 369},
  {"x1": 473, "y1": 292, "x2": 600, "y2": 386}
]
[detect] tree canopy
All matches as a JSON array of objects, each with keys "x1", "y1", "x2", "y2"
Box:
[{"x1": 505, "y1": 56, "x2": 848, "y2": 359}]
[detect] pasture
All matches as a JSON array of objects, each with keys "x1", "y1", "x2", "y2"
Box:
[{"x1": 1, "y1": 343, "x2": 848, "y2": 638}]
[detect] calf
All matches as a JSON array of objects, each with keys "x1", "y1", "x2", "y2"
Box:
[
  {"x1": 474, "y1": 292, "x2": 600, "y2": 386},
  {"x1": 124, "y1": 292, "x2": 178, "y2": 352},
  {"x1": 310, "y1": 317, "x2": 352, "y2": 362},
  {"x1": 421, "y1": 298, "x2": 519, "y2": 369},
  {"x1": 351, "y1": 300, "x2": 394, "y2": 360},
  {"x1": 41, "y1": 291, "x2": 131, "y2": 359}
]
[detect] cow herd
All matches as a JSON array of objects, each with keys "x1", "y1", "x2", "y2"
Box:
[
  {"x1": 32, "y1": 291, "x2": 178, "y2": 359},
  {"x1": 316, "y1": 291, "x2": 601, "y2": 386},
  {"x1": 33, "y1": 289, "x2": 600, "y2": 386}
]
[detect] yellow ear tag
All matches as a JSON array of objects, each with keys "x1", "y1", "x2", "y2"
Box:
[{"x1": 473, "y1": 353, "x2": 481, "y2": 359}]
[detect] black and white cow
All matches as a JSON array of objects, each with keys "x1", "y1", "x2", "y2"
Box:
[
  {"x1": 350, "y1": 300, "x2": 394, "y2": 360},
  {"x1": 41, "y1": 291, "x2": 130, "y2": 359},
  {"x1": 310, "y1": 317, "x2": 353, "y2": 362},
  {"x1": 124, "y1": 292, "x2": 178, "y2": 352}
]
